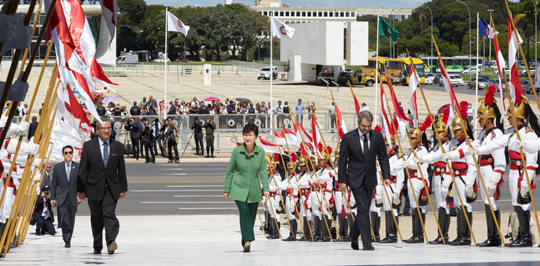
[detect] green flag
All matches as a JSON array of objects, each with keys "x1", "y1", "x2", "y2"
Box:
[{"x1": 379, "y1": 16, "x2": 399, "y2": 42}]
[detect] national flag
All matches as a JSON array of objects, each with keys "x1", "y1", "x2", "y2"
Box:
[
  {"x1": 379, "y1": 16, "x2": 399, "y2": 42},
  {"x1": 387, "y1": 80, "x2": 411, "y2": 140},
  {"x1": 292, "y1": 120, "x2": 312, "y2": 143},
  {"x1": 270, "y1": 17, "x2": 295, "y2": 41},
  {"x1": 274, "y1": 131, "x2": 286, "y2": 146},
  {"x1": 56, "y1": 83, "x2": 93, "y2": 134},
  {"x1": 258, "y1": 136, "x2": 286, "y2": 155},
  {"x1": 311, "y1": 115, "x2": 323, "y2": 158},
  {"x1": 100, "y1": 0, "x2": 118, "y2": 47},
  {"x1": 479, "y1": 17, "x2": 495, "y2": 38},
  {"x1": 380, "y1": 84, "x2": 395, "y2": 145},
  {"x1": 508, "y1": 17, "x2": 525, "y2": 105},
  {"x1": 352, "y1": 93, "x2": 361, "y2": 115},
  {"x1": 408, "y1": 58, "x2": 420, "y2": 124},
  {"x1": 437, "y1": 56, "x2": 459, "y2": 125},
  {"x1": 492, "y1": 28, "x2": 506, "y2": 112},
  {"x1": 167, "y1": 11, "x2": 190, "y2": 37},
  {"x1": 334, "y1": 103, "x2": 347, "y2": 140},
  {"x1": 299, "y1": 142, "x2": 313, "y2": 158}
]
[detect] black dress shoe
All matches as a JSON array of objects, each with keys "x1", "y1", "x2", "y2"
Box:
[
  {"x1": 477, "y1": 238, "x2": 501, "y2": 247},
  {"x1": 297, "y1": 236, "x2": 307, "y2": 241},
  {"x1": 341, "y1": 236, "x2": 352, "y2": 242},
  {"x1": 507, "y1": 235, "x2": 533, "y2": 247},
  {"x1": 404, "y1": 235, "x2": 424, "y2": 243},
  {"x1": 205, "y1": 155, "x2": 210, "y2": 158},
  {"x1": 363, "y1": 243, "x2": 375, "y2": 250},
  {"x1": 351, "y1": 240, "x2": 359, "y2": 250},
  {"x1": 65, "y1": 243, "x2": 71, "y2": 248},
  {"x1": 449, "y1": 237, "x2": 471, "y2": 246},
  {"x1": 380, "y1": 236, "x2": 398, "y2": 243},
  {"x1": 428, "y1": 236, "x2": 445, "y2": 245},
  {"x1": 283, "y1": 235, "x2": 295, "y2": 241},
  {"x1": 93, "y1": 250, "x2": 101, "y2": 254},
  {"x1": 107, "y1": 242, "x2": 117, "y2": 254}
]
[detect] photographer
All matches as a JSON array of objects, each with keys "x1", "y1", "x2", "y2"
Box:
[
  {"x1": 191, "y1": 116, "x2": 204, "y2": 156},
  {"x1": 203, "y1": 117, "x2": 216, "y2": 158},
  {"x1": 152, "y1": 118, "x2": 163, "y2": 157},
  {"x1": 141, "y1": 118, "x2": 155, "y2": 163},
  {"x1": 164, "y1": 117, "x2": 180, "y2": 163},
  {"x1": 125, "y1": 118, "x2": 143, "y2": 159},
  {"x1": 31, "y1": 186, "x2": 55, "y2": 236}
]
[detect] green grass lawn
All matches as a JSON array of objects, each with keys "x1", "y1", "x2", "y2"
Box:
[{"x1": 139, "y1": 61, "x2": 230, "y2": 65}]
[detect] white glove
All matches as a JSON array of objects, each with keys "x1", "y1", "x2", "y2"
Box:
[
  {"x1": 291, "y1": 184, "x2": 299, "y2": 190},
  {"x1": 376, "y1": 166, "x2": 381, "y2": 173},
  {"x1": 349, "y1": 194, "x2": 356, "y2": 205},
  {"x1": 278, "y1": 183, "x2": 288, "y2": 190},
  {"x1": 19, "y1": 142, "x2": 39, "y2": 157},
  {"x1": 521, "y1": 170, "x2": 535, "y2": 197},
  {"x1": 6, "y1": 138, "x2": 18, "y2": 154},
  {"x1": 299, "y1": 181, "x2": 310, "y2": 188},
  {"x1": 393, "y1": 182, "x2": 404, "y2": 204},
  {"x1": 419, "y1": 154, "x2": 435, "y2": 164},
  {"x1": 375, "y1": 185, "x2": 383, "y2": 204},
  {"x1": 311, "y1": 175, "x2": 319, "y2": 184},
  {"x1": 307, "y1": 198, "x2": 312, "y2": 209},
  {"x1": 465, "y1": 173, "x2": 476, "y2": 197},
  {"x1": 517, "y1": 139, "x2": 540, "y2": 154},
  {"x1": 5, "y1": 123, "x2": 20, "y2": 138},
  {"x1": 443, "y1": 150, "x2": 462, "y2": 161},
  {"x1": 15, "y1": 165, "x2": 24, "y2": 176},
  {"x1": 269, "y1": 183, "x2": 278, "y2": 192},
  {"x1": 318, "y1": 173, "x2": 332, "y2": 183},
  {"x1": 33, "y1": 171, "x2": 41, "y2": 182},
  {"x1": 470, "y1": 145, "x2": 490, "y2": 155},
  {"x1": 441, "y1": 175, "x2": 452, "y2": 198},
  {"x1": 32, "y1": 158, "x2": 42, "y2": 167},
  {"x1": 16, "y1": 121, "x2": 29, "y2": 137},
  {"x1": 412, "y1": 156, "x2": 420, "y2": 164},
  {"x1": 487, "y1": 171, "x2": 502, "y2": 196},
  {"x1": 402, "y1": 160, "x2": 416, "y2": 169},
  {"x1": 413, "y1": 182, "x2": 424, "y2": 199}
]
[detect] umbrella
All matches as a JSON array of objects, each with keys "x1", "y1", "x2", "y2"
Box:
[
  {"x1": 204, "y1": 97, "x2": 221, "y2": 101},
  {"x1": 437, "y1": 103, "x2": 450, "y2": 114},
  {"x1": 101, "y1": 96, "x2": 119, "y2": 103},
  {"x1": 235, "y1": 97, "x2": 251, "y2": 103}
]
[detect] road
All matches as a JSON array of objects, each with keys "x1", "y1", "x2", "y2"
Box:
[{"x1": 73, "y1": 162, "x2": 540, "y2": 216}]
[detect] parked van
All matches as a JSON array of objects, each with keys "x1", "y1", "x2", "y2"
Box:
[{"x1": 117, "y1": 54, "x2": 139, "y2": 65}]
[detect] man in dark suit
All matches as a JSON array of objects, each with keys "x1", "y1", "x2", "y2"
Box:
[
  {"x1": 28, "y1": 116, "x2": 38, "y2": 141},
  {"x1": 125, "y1": 118, "x2": 142, "y2": 159},
  {"x1": 78, "y1": 118, "x2": 128, "y2": 255},
  {"x1": 338, "y1": 111, "x2": 390, "y2": 251},
  {"x1": 51, "y1": 146, "x2": 80, "y2": 248}
]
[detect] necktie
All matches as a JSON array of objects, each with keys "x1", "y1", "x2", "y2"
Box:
[
  {"x1": 66, "y1": 163, "x2": 70, "y2": 182},
  {"x1": 103, "y1": 142, "x2": 109, "y2": 167},
  {"x1": 363, "y1": 133, "x2": 369, "y2": 157}
]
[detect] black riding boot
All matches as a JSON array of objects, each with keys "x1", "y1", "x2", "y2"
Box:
[
  {"x1": 380, "y1": 211, "x2": 398, "y2": 243},
  {"x1": 451, "y1": 209, "x2": 472, "y2": 245},
  {"x1": 508, "y1": 206, "x2": 533, "y2": 247},
  {"x1": 404, "y1": 209, "x2": 422, "y2": 243},
  {"x1": 284, "y1": 220, "x2": 297, "y2": 241},
  {"x1": 478, "y1": 204, "x2": 500, "y2": 247},
  {"x1": 430, "y1": 208, "x2": 449, "y2": 244},
  {"x1": 370, "y1": 212, "x2": 381, "y2": 242}
]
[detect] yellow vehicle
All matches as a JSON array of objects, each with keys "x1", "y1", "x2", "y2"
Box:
[
  {"x1": 384, "y1": 57, "x2": 426, "y2": 85},
  {"x1": 359, "y1": 57, "x2": 388, "y2": 83}
]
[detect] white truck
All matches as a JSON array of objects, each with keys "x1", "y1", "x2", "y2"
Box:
[{"x1": 117, "y1": 54, "x2": 139, "y2": 66}]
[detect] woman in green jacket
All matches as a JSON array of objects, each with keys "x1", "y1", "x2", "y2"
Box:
[{"x1": 223, "y1": 123, "x2": 270, "y2": 252}]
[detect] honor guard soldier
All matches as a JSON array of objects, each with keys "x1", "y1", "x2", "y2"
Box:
[
  {"x1": 278, "y1": 153, "x2": 300, "y2": 241},
  {"x1": 402, "y1": 118, "x2": 431, "y2": 244},
  {"x1": 265, "y1": 157, "x2": 282, "y2": 239},
  {"x1": 333, "y1": 143, "x2": 351, "y2": 242},
  {"x1": 415, "y1": 107, "x2": 452, "y2": 244},
  {"x1": 313, "y1": 149, "x2": 335, "y2": 242},
  {"x1": 380, "y1": 129, "x2": 404, "y2": 244},
  {"x1": 296, "y1": 155, "x2": 313, "y2": 241},
  {"x1": 471, "y1": 95, "x2": 540, "y2": 247}
]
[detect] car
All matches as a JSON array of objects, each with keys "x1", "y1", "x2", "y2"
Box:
[
  {"x1": 440, "y1": 75, "x2": 463, "y2": 87},
  {"x1": 257, "y1": 66, "x2": 278, "y2": 80},
  {"x1": 344, "y1": 68, "x2": 354, "y2": 75},
  {"x1": 433, "y1": 73, "x2": 443, "y2": 85},
  {"x1": 460, "y1": 67, "x2": 480, "y2": 75},
  {"x1": 152, "y1": 57, "x2": 171, "y2": 63},
  {"x1": 519, "y1": 67, "x2": 536, "y2": 76},
  {"x1": 493, "y1": 67, "x2": 510, "y2": 75},
  {"x1": 337, "y1": 72, "x2": 353, "y2": 86},
  {"x1": 424, "y1": 73, "x2": 435, "y2": 85},
  {"x1": 317, "y1": 70, "x2": 335, "y2": 86},
  {"x1": 467, "y1": 77, "x2": 489, "y2": 89},
  {"x1": 521, "y1": 79, "x2": 540, "y2": 94},
  {"x1": 486, "y1": 78, "x2": 509, "y2": 91}
]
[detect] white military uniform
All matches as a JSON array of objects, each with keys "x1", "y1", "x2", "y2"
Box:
[{"x1": 404, "y1": 145, "x2": 430, "y2": 213}]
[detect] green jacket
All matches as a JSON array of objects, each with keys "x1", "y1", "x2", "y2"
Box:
[
  {"x1": 203, "y1": 122, "x2": 216, "y2": 136},
  {"x1": 223, "y1": 144, "x2": 269, "y2": 203}
]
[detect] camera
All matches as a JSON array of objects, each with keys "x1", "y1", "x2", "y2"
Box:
[{"x1": 42, "y1": 185, "x2": 50, "y2": 196}]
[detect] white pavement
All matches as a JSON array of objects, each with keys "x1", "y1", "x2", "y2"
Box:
[{"x1": 4, "y1": 214, "x2": 540, "y2": 265}]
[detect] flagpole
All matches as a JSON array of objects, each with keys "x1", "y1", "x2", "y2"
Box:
[
  {"x1": 375, "y1": 14, "x2": 379, "y2": 123},
  {"x1": 475, "y1": 13, "x2": 479, "y2": 132},
  {"x1": 164, "y1": 7, "x2": 168, "y2": 120},
  {"x1": 270, "y1": 18, "x2": 273, "y2": 133}
]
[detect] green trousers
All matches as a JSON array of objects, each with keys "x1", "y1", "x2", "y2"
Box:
[{"x1": 235, "y1": 201, "x2": 259, "y2": 246}]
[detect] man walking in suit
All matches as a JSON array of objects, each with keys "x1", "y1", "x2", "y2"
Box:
[
  {"x1": 78, "y1": 118, "x2": 128, "y2": 255},
  {"x1": 338, "y1": 111, "x2": 391, "y2": 251},
  {"x1": 51, "y1": 147, "x2": 80, "y2": 247}
]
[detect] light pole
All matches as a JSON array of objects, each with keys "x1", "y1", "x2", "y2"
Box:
[
  {"x1": 488, "y1": 9, "x2": 494, "y2": 63},
  {"x1": 456, "y1": 0, "x2": 471, "y2": 79},
  {"x1": 531, "y1": 0, "x2": 537, "y2": 66}
]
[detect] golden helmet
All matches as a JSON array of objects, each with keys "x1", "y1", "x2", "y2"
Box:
[
  {"x1": 409, "y1": 127, "x2": 423, "y2": 146},
  {"x1": 451, "y1": 115, "x2": 467, "y2": 132},
  {"x1": 477, "y1": 85, "x2": 498, "y2": 120},
  {"x1": 334, "y1": 142, "x2": 341, "y2": 159},
  {"x1": 287, "y1": 153, "x2": 297, "y2": 169},
  {"x1": 434, "y1": 114, "x2": 447, "y2": 132},
  {"x1": 298, "y1": 155, "x2": 307, "y2": 167},
  {"x1": 506, "y1": 97, "x2": 529, "y2": 121},
  {"x1": 384, "y1": 135, "x2": 396, "y2": 146}
]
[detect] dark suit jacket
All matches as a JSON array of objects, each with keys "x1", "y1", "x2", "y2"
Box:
[
  {"x1": 31, "y1": 196, "x2": 54, "y2": 225},
  {"x1": 28, "y1": 121, "x2": 38, "y2": 140},
  {"x1": 40, "y1": 172, "x2": 51, "y2": 193},
  {"x1": 51, "y1": 161, "x2": 80, "y2": 206},
  {"x1": 338, "y1": 128, "x2": 390, "y2": 190},
  {"x1": 77, "y1": 138, "x2": 128, "y2": 201}
]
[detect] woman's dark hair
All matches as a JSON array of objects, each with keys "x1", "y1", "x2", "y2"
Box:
[{"x1": 242, "y1": 123, "x2": 259, "y2": 137}]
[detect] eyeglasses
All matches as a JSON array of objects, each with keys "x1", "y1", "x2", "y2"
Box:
[
  {"x1": 64, "y1": 151, "x2": 73, "y2": 155},
  {"x1": 99, "y1": 127, "x2": 112, "y2": 131}
]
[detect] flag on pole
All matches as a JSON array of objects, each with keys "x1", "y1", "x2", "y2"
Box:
[
  {"x1": 479, "y1": 17, "x2": 495, "y2": 38},
  {"x1": 379, "y1": 16, "x2": 399, "y2": 42},
  {"x1": 492, "y1": 28, "x2": 506, "y2": 112},
  {"x1": 258, "y1": 136, "x2": 286, "y2": 155},
  {"x1": 293, "y1": 120, "x2": 312, "y2": 143},
  {"x1": 270, "y1": 17, "x2": 295, "y2": 41},
  {"x1": 508, "y1": 17, "x2": 524, "y2": 105},
  {"x1": 352, "y1": 93, "x2": 361, "y2": 115},
  {"x1": 437, "y1": 55, "x2": 459, "y2": 127},
  {"x1": 167, "y1": 11, "x2": 190, "y2": 37},
  {"x1": 380, "y1": 84, "x2": 395, "y2": 145},
  {"x1": 335, "y1": 103, "x2": 347, "y2": 140},
  {"x1": 387, "y1": 81, "x2": 410, "y2": 141},
  {"x1": 283, "y1": 127, "x2": 301, "y2": 146},
  {"x1": 311, "y1": 116, "x2": 323, "y2": 158},
  {"x1": 408, "y1": 60, "x2": 420, "y2": 125},
  {"x1": 100, "y1": 0, "x2": 118, "y2": 46}
]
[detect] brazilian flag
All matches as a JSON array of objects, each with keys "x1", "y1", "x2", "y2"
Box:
[{"x1": 379, "y1": 16, "x2": 399, "y2": 42}]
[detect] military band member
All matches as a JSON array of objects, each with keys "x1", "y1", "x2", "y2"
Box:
[
  {"x1": 296, "y1": 155, "x2": 314, "y2": 241},
  {"x1": 265, "y1": 160, "x2": 282, "y2": 239},
  {"x1": 278, "y1": 154, "x2": 300, "y2": 241},
  {"x1": 415, "y1": 107, "x2": 451, "y2": 244},
  {"x1": 380, "y1": 133, "x2": 404, "y2": 243},
  {"x1": 313, "y1": 150, "x2": 335, "y2": 242}
]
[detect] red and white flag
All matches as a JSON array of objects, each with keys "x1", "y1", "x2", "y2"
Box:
[
  {"x1": 258, "y1": 136, "x2": 286, "y2": 155},
  {"x1": 437, "y1": 56, "x2": 459, "y2": 125},
  {"x1": 493, "y1": 28, "x2": 506, "y2": 112},
  {"x1": 408, "y1": 59, "x2": 420, "y2": 124},
  {"x1": 387, "y1": 80, "x2": 411, "y2": 140},
  {"x1": 100, "y1": 0, "x2": 118, "y2": 47},
  {"x1": 353, "y1": 93, "x2": 361, "y2": 115},
  {"x1": 56, "y1": 83, "x2": 93, "y2": 134},
  {"x1": 292, "y1": 120, "x2": 312, "y2": 143},
  {"x1": 508, "y1": 17, "x2": 525, "y2": 105},
  {"x1": 334, "y1": 103, "x2": 347, "y2": 140},
  {"x1": 311, "y1": 115, "x2": 323, "y2": 158},
  {"x1": 380, "y1": 84, "x2": 395, "y2": 145}
]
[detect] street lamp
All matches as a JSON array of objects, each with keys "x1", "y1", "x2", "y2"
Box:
[
  {"x1": 417, "y1": 1, "x2": 433, "y2": 72},
  {"x1": 456, "y1": 0, "x2": 471, "y2": 79},
  {"x1": 531, "y1": 0, "x2": 537, "y2": 66}
]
